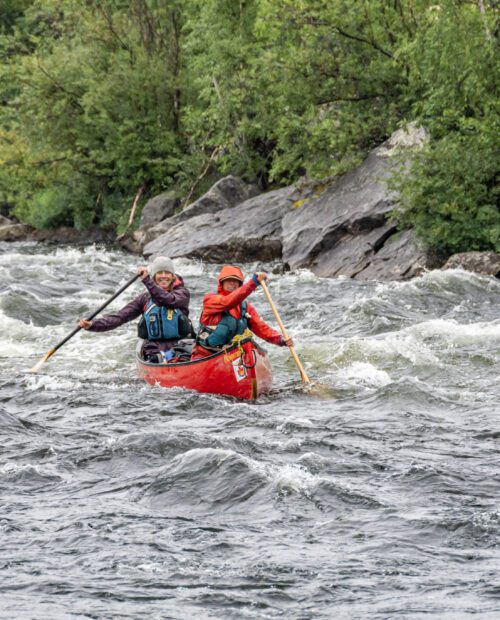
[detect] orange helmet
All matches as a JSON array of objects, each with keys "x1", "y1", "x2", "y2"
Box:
[{"x1": 218, "y1": 265, "x2": 244, "y2": 284}]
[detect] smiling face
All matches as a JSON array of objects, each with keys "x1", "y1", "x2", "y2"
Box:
[
  {"x1": 221, "y1": 277, "x2": 242, "y2": 292},
  {"x1": 154, "y1": 271, "x2": 175, "y2": 290}
]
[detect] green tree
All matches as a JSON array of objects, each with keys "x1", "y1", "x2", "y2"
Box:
[
  {"x1": 0, "y1": 0, "x2": 497, "y2": 256},
  {"x1": 393, "y1": 1, "x2": 499, "y2": 254},
  {"x1": 0, "y1": 0, "x2": 187, "y2": 229}
]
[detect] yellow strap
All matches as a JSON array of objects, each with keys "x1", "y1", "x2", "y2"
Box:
[
  {"x1": 167, "y1": 309, "x2": 173, "y2": 320},
  {"x1": 231, "y1": 328, "x2": 253, "y2": 345},
  {"x1": 231, "y1": 329, "x2": 253, "y2": 364}
]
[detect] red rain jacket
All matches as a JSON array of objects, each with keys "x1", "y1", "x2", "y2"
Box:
[{"x1": 193, "y1": 266, "x2": 283, "y2": 358}]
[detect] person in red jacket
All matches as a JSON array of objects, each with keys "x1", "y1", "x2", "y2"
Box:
[{"x1": 191, "y1": 265, "x2": 293, "y2": 359}]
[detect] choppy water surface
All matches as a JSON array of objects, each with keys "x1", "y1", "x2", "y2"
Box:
[{"x1": 1, "y1": 242, "x2": 499, "y2": 619}]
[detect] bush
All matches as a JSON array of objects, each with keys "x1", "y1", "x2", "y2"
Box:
[
  {"x1": 14, "y1": 187, "x2": 73, "y2": 229},
  {"x1": 393, "y1": 120, "x2": 499, "y2": 255}
]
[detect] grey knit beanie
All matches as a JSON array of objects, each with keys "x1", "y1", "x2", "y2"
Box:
[{"x1": 150, "y1": 256, "x2": 175, "y2": 278}]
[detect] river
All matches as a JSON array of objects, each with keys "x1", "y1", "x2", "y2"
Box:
[{"x1": 1, "y1": 242, "x2": 499, "y2": 619}]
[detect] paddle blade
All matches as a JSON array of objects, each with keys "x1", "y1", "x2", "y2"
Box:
[
  {"x1": 302, "y1": 380, "x2": 337, "y2": 398},
  {"x1": 30, "y1": 347, "x2": 56, "y2": 373}
]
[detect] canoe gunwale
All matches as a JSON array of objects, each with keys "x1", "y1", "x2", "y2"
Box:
[{"x1": 135, "y1": 337, "x2": 264, "y2": 368}]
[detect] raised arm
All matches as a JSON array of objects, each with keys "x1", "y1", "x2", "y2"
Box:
[
  {"x1": 203, "y1": 279, "x2": 258, "y2": 315},
  {"x1": 84, "y1": 293, "x2": 146, "y2": 332}
]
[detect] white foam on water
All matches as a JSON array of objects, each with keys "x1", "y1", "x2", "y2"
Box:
[
  {"x1": 241, "y1": 453, "x2": 324, "y2": 496},
  {"x1": 326, "y1": 314, "x2": 499, "y2": 383},
  {"x1": 341, "y1": 269, "x2": 499, "y2": 324},
  {"x1": 366, "y1": 333, "x2": 439, "y2": 365},
  {"x1": 417, "y1": 381, "x2": 495, "y2": 406},
  {"x1": 0, "y1": 309, "x2": 51, "y2": 356},
  {"x1": 272, "y1": 463, "x2": 320, "y2": 495},
  {"x1": 136, "y1": 563, "x2": 165, "y2": 573},
  {"x1": 297, "y1": 452, "x2": 332, "y2": 470},
  {"x1": 172, "y1": 447, "x2": 234, "y2": 468},
  {"x1": 278, "y1": 268, "x2": 323, "y2": 284},
  {"x1": 171, "y1": 257, "x2": 205, "y2": 277},
  {"x1": 335, "y1": 361, "x2": 391, "y2": 389},
  {"x1": 168, "y1": 447, "x2": 325, "y2": 498},
  {"x1": 25, "y1": 374, "x2": 82, "y2": 392},
  {"x1": 0, "y1": 342, "x2": 28, "y2": 357},
  {"x1": 332, "y1": 331, "x2": 440, "y2": 367},
  {"x1": 0, "y1": 306, "x2": 45, "y2": 336},
  {"x1": 0, "y1": 245, "x2": 123, "y2": 275},
  {"x1": 406, "y1": 318, "x2": 500, "y2": 345},
  {"x1": 424, "y1": 267, "x2": 500, "y2": 288},
  {"x1": 378, "y1": 266, "x2": 499, "y2": 294},
  {"x1": 329, "y1": 316, "x2": 500, "y2": 372},
  {"x1": 0, "y1": 461, "x2": 66, "y2": 482},
  {"x1": 471, "y1": 510, "x2": 500, "y2": 532}
]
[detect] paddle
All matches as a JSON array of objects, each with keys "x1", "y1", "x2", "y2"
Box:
[
  {"x1": 260, "y1": 280, "x2": 312, "y2": 385},
  {"x1": 30, "y1": 273, "x2": 141, "y2": 373}
]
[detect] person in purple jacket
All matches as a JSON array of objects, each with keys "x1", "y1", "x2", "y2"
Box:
[{"x1": 79, "y1": 256, "x2": 192, "y2": 363}]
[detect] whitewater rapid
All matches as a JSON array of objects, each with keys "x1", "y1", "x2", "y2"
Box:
[{"x1": 1, "y1": 242, "x2": 499, "y2": 619}]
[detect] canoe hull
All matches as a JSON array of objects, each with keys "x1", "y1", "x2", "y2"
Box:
[{"x1": 136, "y1": 339, "x2": 272, "y2": 400}]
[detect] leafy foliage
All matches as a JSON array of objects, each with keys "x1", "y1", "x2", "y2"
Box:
[
  {"x1": 393, "y1": 1, "x2": 499, "y2": 253},
  {"x1": 0, "y1": 0, "x2": 497, "y2": 255},
  {"x1": 394, "y1": 120, "x2": 499, "y2": 254}
]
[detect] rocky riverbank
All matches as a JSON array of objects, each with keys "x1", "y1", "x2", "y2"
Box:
[
  {"x1": 121, "y1": 125, "x2": 498, "y2": 280},
  {"x1": 2, "y1": 126, "x2": 498, "y2": 280}
]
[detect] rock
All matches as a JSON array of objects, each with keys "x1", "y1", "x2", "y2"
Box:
[
  {"x1": 378, "y1": 122, "x2": 429, "y2": 153},
  {"x1": 30, "y1": 227, "x2": 115, "y2": 244},
  {"x1": 143, "y1": 185, "x2": 308, "y2": 261},
  {"x1": 443, "y1": 251, "x2": 500, "y2": 277},
  {"x1": 140, "y1": 125, "x2": 434, "y2": 280},
  {"x1": 139, "y1": 191, "x2": 180, "y2": 228},
  {"x1": 118, "y1": 226, "x2": 167, "y2": 254},
  {"x1": 132, "y1": 224, "x2": 169, "y2": 250},
  {"x1": 309, "y1": 223, "x2": 397, "y2": 278},
  {"x1": 0, "y1": 223, "x2": 33, "y2": 241},
  {"x1": 306, "y1": 225, "x2": 435, "y2": 280},
  {"x1": 0, "y1": 215, "x2": 14, "y2": 227},
  {"x1": 118, "y1": 232, "x2": 143, "y2": 254},
  {"x1": 138, "y1": 175, "x2": 261, "y2": 253},
  {"x1": 352, "y1": 230, "x2": 437, "y2": 280},
  {"x1": 175, "y1": 175, "x2": 260, "y2": 222},
  {"x1": 281, "y1": 125, "x2": 430, "y2": 279}
]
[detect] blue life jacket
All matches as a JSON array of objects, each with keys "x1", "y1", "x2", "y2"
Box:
[
  {"x1": 197, "y1": 301, "x2": 248, "y2": 349},
  {"x1": 143, "y1": 299, "x2": 183, "y2": 340}
]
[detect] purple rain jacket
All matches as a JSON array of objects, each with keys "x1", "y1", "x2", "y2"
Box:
[{"x1": 89, "y1": 274, "x2": 190, "y2": 354}]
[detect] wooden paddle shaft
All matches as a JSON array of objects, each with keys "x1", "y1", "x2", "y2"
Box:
[
  {"x1": 260, "y1": 280, "x2": 311, "y2": 384},
  {"x1": 31, "y1": 273, "x2": 141, "y2": 371},
  {"x1": 55, "y1": 273, "x2": 141, "y2": 353}
]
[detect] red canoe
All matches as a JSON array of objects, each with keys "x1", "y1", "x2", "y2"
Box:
[{"x1": 136, "y1": 338, "x2": 273, "y2": 400}]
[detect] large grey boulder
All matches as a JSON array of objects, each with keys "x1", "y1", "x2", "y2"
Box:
[
  {"x1": 139, "y1": 191, "x2": 180, "y2": 228},
  {"x1": 143, "y1": 185, "x2": 308, "y2": 261},
  {"x1": 174, "y1": 175, "x2": 260, "y2": 223},
  {"x1": 443, "y1": 251, "x2": 500, "y2": 277},
  {"x1": 281, "y1": 125, "x2": 430, "y2": 279},
  {"x1": 351, "y1": 230, "x2": 434, "y2": 280},
  {"x1": 135, "y1": 175, "x2": 260, "y2": 255},
  {"x1": 308, "y1": 223, "x2": 398, "y2": 278},
  {"x1": 305, "y1": 226, "x2": 433, "y2": 280},
  {"x1": 141, "y1": 125, "x2": 434, "y2": 281}
]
